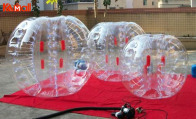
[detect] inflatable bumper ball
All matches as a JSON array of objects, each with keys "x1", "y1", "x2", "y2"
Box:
[
  {"x1": 6, "y1": 16, "x2": 91, "y2": 97},
  {"x1": 121, "y1": 34, "x2": 188, "y2": 99}
]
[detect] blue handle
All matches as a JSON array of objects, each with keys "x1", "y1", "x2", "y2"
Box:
[{"x1": 191, "y1": 64, "x2": 196, "y2": 78}]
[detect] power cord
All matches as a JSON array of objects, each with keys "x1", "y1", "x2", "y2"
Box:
[
  {"x1": 33, "y1": 101, "x2": 168, "y2": 119},
  {"x1": 33, "y1": 107, "x2": 121, "y2": 119}
]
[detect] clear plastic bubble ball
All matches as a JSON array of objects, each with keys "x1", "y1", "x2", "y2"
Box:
[
  {"x1": 121, "y1": 34, "x2": 188, "y2": 99},
  {"x1": 87, "y1": 22, "x2": 145, "y2": 82},
  {"x1": 6, "y1": 16, "x2": 91, "y2": 97}
]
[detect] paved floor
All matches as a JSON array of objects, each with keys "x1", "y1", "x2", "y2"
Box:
[
  {"x1": 0, "y1": 57, "x2": 107, "y2": 119},
  {"x1": 0, "y1": 51, "x2": 196, "y2": 119}
]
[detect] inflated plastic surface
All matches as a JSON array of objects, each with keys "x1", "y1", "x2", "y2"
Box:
[
  {"x1": 122, "y1": 34, "x2": 188, "y2": 99},
  {"x1": 87, "y1": 22, "x2": 145, "y2": 82},
  {"x1": 6, "y1": 16, "x2": 91, "y2": 97}
]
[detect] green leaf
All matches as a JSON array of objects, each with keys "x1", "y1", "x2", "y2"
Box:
[{"x1": 103, "y1": 0, "x2": 111, "y2": 6}]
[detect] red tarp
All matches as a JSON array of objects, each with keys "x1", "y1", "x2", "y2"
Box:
[{"x1": 0, "y1": 74, "x2": 196, "y2": 119}]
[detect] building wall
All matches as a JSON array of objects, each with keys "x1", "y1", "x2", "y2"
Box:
[
  {"x1": 78, "y1": 2, "x2": 94, "y2": 9},
  {"x1": 64, "y1": 2, "x2": 94, "y2": 10},
  {"x1": 133, "y1": 0, "x2": 159, "y2": 8},
  {"x1": 87, "y1": 10, "x2": 196, "y2": 38},
  {"x1": 38, "y1": 0, "x2": 45, "y2": 11},
  {"x1": 191, "y1": 0, "x2": 196, "y2": 7},
  {"x1": 43, "y1": 0, "x2": 55, "y2": 10},
  {"x1": 64, "y1": 3, "x2": 78, "y2": 10},
  {"x1": 1, "y1": 8, "x2": 196, "y2": 49},
  {"x1": 98, "y1": 0, "x2": 127, "y2": 9},
  {"x1": 126, "y1": 0, "x2": 134, "y2": 8},
  {"x1": 159, "y1": 0, "x2": 190, "y2": 8}
]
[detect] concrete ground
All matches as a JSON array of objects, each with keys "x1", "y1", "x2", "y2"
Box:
[
  {"x1": 0, "y1": 57, "x2": 107, "y2": 119},
  {"x1": 0, "y1": 50, "x2": 196, "y2": 119}
]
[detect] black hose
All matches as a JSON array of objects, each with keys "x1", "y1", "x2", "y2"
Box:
[{"x1": 33, "y1": 107, "x2": 121, "y2": 119}]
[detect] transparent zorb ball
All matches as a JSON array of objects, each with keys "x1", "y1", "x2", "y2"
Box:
[
  {"x1": 87, "y1": 22, "x2": 145, "y2": 82},
  {"x1": 121, "y1": 34, "x2": 188, "y2": 99},
  {"x1": 6, "y1": 16, "x2": 91, "y2": 97}
]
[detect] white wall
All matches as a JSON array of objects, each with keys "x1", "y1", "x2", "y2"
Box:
[
  {"x1": 133, "y1": 0, "x2": 159, "y2": 8},
  {"x1": 159, "y1": 0, "x2": 190, "y2": 8},
  {"x1": 126, "y1": 0, "x2": 133, "y2": 8},
  {"x1": 37, "y1": 0, "x2": 45, "y2": 11},
  {"x1": 191, "y1": 0, "x2": 196, "y2": 7},
  {"x1": 43, "y1": 0, "x2": 54, "y2": 10}
]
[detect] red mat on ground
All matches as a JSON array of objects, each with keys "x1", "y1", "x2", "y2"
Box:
[{"x1": 0, "y1": 74, "x2": 196, "y2": 119}]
